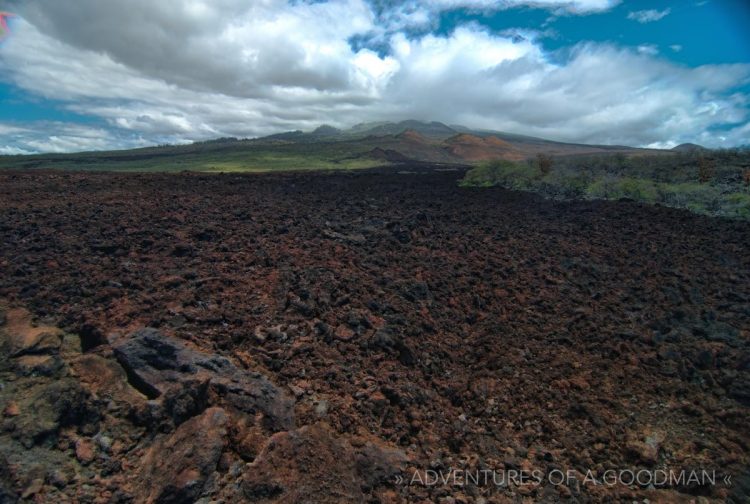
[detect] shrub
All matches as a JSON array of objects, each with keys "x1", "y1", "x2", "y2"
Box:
[
  {"x1": 586, "y1": 175, "x2": 624, "y2": 200},
  {"x1": 541, "y1": 169, "x2": 590, "y2": 198},
  {"x1": 529, "y1": 169, "x2": 584, "y2": 199},
  {"x1": 536, "y1": 154, "x2": 553, "y2": 176},
  {"x1": 723, "y1": 193, "x2": 750, "y2": 218},
  {"x1": 658, "y1": 182, "x2": 720, "y2": 211},
  {"x1": 460, "y1": 153, "x2": 750, "y2": 220},
  {"x1": 461, "y1": 160, "x2": 537, "y2": 189},
  {"x1": 460, "y1": 164, "x2": 499, "y2": 187},
  {"x1": 697, "y1": 156, "x2": 716, "y2": 184},
  {"x1": 611, "y1": 177, "x2": 659, "y2": 202}
]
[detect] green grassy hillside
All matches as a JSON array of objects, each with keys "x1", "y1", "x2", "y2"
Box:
[{"x1": 0, "y1": 138, "x2": 383, "y2": 173}]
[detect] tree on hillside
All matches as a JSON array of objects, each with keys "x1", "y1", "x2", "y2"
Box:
[
  {"x1": 697, "y1": 155, "x2": 716, "y2": 184},
  {"x1": 537, "y1": 154, "x2": 553, "y2": 176}
]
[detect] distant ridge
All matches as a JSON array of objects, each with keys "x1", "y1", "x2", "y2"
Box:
[
  {"x1": 310, "y1": 125, "x2": 341, "y2": 137},
  {"x1": 257, "y1": 119, "x2": 655, "y2": 158},
  {"x1": 672, "y1": 143, "x2": 709, "y2": 152},
  {"x1": 396, "y1": 129, "x2": 430, "y2": 143},
  {"x1": 0, "y1": 118, "x2": 673, "y2": 172},
  {"x1": 351, "y1": 120, "x2": 457, "y2": 139}
]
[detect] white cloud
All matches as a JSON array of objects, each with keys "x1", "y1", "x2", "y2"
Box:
[
  {"x1": 373, "y1": 0, "x2": 620, "y2": 32},
  {"x1": 0, "y1": 0, "x2": 747, "y2": 153},
  {"x1": 380, "y1": 39, "x2": 750, "y2": 147},
  {"x1": 670, "y1": 44, "x2": 682, "y2": 52},
  {"x1": 644, "y1": 140, "x2": 678, "y2": 150},
  {"x1": 506, "y1": 0, "x2": 619, "y2": 11},
  {"x1": 8, "y1": 0, "x2": 380, "y2": 99},
  {"x1": 0, "y1": 120, "x2": 150, "y2": 154},
  {"x1": 637, "y1": 44, "x2": 659, "y2": 56},
  {"x1": 401, "y1": 0, "x2": 617, "y2": 10},
  {"x1": 0, "y1": 146, "x2": 33, "y2": 155},
  {"x1": 627, "y1": 8, "x2": 671, "y2": 23},
  {"x1": 0, "y1": 124, "x2": 30, "y2": 135}
]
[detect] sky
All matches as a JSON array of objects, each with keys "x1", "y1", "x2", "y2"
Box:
[{"x1": 0, "y1": 0, "x2": 748, "y2": 154}]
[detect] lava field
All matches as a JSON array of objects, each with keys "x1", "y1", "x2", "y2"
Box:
[{"x1": 0, "y1": 166, "x2": 749, "y2": 503}]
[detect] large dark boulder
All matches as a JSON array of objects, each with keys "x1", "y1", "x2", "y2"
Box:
[{"x1": 112, "y1": 328, "x2": 294, "y2": 431}]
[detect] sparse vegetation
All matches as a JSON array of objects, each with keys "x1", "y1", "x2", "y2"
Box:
[{"x1": 461, "y1": 149, "x2": 750, "y2": 220}]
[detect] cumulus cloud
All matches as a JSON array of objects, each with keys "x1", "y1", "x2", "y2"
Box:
[
  {"x1": 627, "y1": 8, "x2": 671, "y2": 23},
  {"x1": 0, "y1": 0, "x2": 748, "y2": 153},
  {"x1": 0, "y1": 121, "x2": 150, "y2": 153},
  {"x1": 383, "y1": 39, "x2": 750, "y2": 147},
  {"x1": 8, "y1": 0, "x2": 383, "y2": 99}
]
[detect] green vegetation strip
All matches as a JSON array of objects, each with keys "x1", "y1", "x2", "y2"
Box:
[
  {"x1": 0, "y1": 140, "x2": 383, "y2": 173},
  {"x1": 461, "y1": 155, "x2": 750, "y2": 220}
]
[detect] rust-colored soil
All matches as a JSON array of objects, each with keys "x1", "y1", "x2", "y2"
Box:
[
  {"x1": 0, "y1": 167, "x2": 748, "y2": 503},
  {"x1": 444, "y1": 134, "x2": 525, "y2": 161}
]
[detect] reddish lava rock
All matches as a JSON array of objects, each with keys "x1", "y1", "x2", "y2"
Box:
[
  {"x1": 74, "y1": 438, "x2": 96, "y2": 465},
  {"x1": 241, "y1": 422, "x2": 407, "y2": 503},
  {"x1": 0, "y1": 167, "x2": 748, "y2": 502},
  {"x1": 133, "y1": 407, "x2": 229, "y2": 503}
]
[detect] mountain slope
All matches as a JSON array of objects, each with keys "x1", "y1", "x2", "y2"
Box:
[
  {"x1": 443, "y1": 134, "x2": 525, "y2": 162},
  {"x1": 672, "y1": 143, "x2": 708, "y2": 152},
  {"x1": 257, "y1": 120, "x2": 658, "y2": 160},
  {"x1": 0, "y1": 119, "x2": 670, "y2": 172}
]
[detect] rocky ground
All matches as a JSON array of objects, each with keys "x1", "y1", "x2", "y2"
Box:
[{"x1": 0, "y1": 166, "x2": 748, "y2": 503}]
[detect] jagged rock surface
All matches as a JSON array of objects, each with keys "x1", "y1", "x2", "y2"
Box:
[
  {"x1": 112, "y1": 328, "x2": 295, "y2": 431},
  {"x1": 241, "y1": 423, "x2": 407, "y2": 503},
  {"x1": 0, "y1": 167, "x2": 748, "y2": 502},
  {"x1": 133, "y1": 407, "x2": 229, "y2": 503}
]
